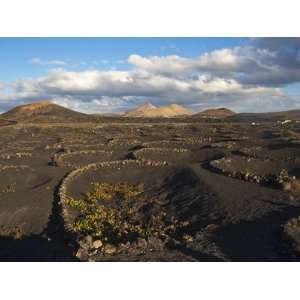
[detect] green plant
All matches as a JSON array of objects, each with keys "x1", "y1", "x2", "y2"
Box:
[
  {"x1": 1, "y1": 183, "x2": 16, "y2": 193},
  {"x1": 66, "y1": 182, "x2": 183, "y2": 247},
  {"x1": 244, "y1": 168, "x2": 252, "y2": 180}
]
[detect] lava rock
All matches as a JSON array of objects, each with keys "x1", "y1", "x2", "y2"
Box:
[
  {"x1": 93, "y1": 240, "x2": 103, "y2": 249},
  {"x1": 104, "y1": 244, "x2": 117, "y2": 255},
  {"x1": 76, "y1": 248, "x2": 89, "y2": 261}
]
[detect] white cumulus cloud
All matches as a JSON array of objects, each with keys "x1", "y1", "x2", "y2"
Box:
[{"x1": 1, "y1": 38, "x2": 300, "y2": 114}]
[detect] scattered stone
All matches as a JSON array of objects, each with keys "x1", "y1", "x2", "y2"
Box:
[
  {"x1": 76, "y1": 248, "x2": 89, "y2": 260},
  {"x1": 104, "y1": 244, "x2": 117, "y2": 255},
  {"x1": 136, "y1": 238, "x2": 147, "y2": 249},
  {"x1": 79, "y1": 235, "x2": 93, "y2": 250},
  {"x1": 283, "y1": 182, "x2": 292, "y2": 192},
  {"x1": 205, "y1": 224, "x2": 219, "y2": 233},
  {"x1": 147, "y1": 237, "x2": 164, "y2": 251},
  {"x1": 93, "y1": 240, "x2": 103, "y2": 249},
  {"x1": 85, "y1": 235, "x2": 93, "y2": 246},
  {"x1": 119, "y1": 242, "x2": 131, "y2": 251},
  {"x1": 182, "y1": 234, "x2": 194, "y2": 243},
  {"x1": 283, "y1": 217, "x2": 300, "y2": 255}
]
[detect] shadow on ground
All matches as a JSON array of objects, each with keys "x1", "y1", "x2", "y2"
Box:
[
  {"x1": 213, "y1": 206, "x2": 300, "y2": 261},
  {"x1": 0, "y1": 179, "x2": 75, "y2": 262}
]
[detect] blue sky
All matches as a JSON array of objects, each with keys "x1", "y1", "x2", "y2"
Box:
[
  {"x1": 0, "y1": 37, "x2": 299, "y2": 113},
  {"x1": 0, "y1": 38, "x2": 248, "y2": 80}
]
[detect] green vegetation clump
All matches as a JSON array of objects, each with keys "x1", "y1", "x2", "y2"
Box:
[
  {"x1": 65, "y1": 182, "x2": 182, "y2": 247},
  {"x1": 1, "y1": 183, "x2": 16, "y2": 193}
]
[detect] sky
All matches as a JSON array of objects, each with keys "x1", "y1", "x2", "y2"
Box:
[{"x1": 0, "y1": 37, "x2": 300, "y2": 114}]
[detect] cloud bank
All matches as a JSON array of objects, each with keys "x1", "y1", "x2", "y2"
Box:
[{"x1": 1, "y1": 38, "x2": 300, "y2": 113}]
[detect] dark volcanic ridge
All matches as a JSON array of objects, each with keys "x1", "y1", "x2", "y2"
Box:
[
  {"x1": 192, "y1": 108, "x2": 235, "y2": 119},
  {"x1": 228, "y1": 110, "x2": 300, "y2": 122}
]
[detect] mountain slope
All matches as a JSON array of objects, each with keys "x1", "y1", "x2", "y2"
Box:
[
  {"x1": 123, "y1": 103, "x2": 192, "y2": 118},
  {"x1": 2, "y1": 101, "x2": 89, "y2": 122},
  {"x1": 192, "y1": 108, "x2": 236, "y2": 119}
]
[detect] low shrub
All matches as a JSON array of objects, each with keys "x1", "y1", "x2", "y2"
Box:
[{"x1": 65, "y1": 182, "x2": 184, "y2": 248}]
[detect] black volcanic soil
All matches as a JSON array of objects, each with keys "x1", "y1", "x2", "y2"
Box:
[{"x1": 0, "y1": 117, "x2": 300, "y2": 261}]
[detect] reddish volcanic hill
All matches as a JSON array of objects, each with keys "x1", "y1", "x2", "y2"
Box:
[{"x1": 2, "y1": 101, "x2": 89, "y2": 122}]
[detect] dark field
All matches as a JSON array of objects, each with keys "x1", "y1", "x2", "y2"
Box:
[{"x1": 1, "y1": 119, "x2": 300, "y2": 261}]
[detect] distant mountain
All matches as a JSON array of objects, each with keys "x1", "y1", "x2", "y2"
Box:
[
  {"x1": 123, "y1": 103, "x2": 192, "y2": 118},
  {"x1": 123, "y1": 103, "x2": 157, "y2": 117},
  {"x1": 6, "y1": 101, "x2": 300, "y2": 124},
  {"x1": 92, "y1": 112, "x2": 122, "y2": 117},
  {"x1": 192, "y1": 108, "x2": 236, "y2": 119},
  {"x1": 227, "y1": 110, "x2": 300, "y2": 122},
  {"x1": 2, "y1": 100, "x2": 89, "y2": 122}
]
